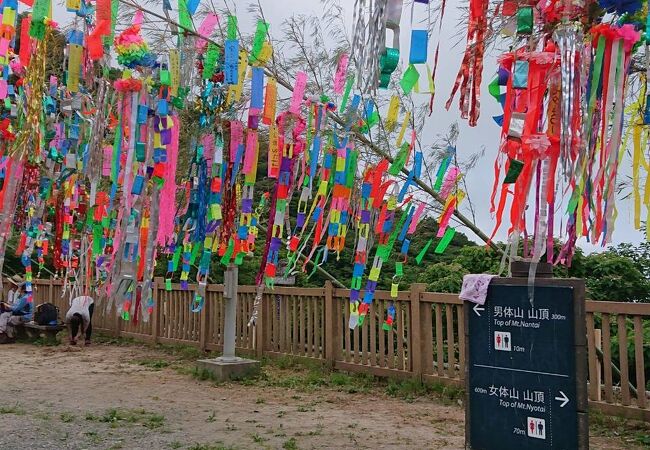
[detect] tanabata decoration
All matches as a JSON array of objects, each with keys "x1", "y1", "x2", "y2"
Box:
[
  {"x1": 473, "y1": 1, "x2": 649, "y2": 279},
  {"x1": 0, "y1": 0, "x2": 481, "y2": 336}
]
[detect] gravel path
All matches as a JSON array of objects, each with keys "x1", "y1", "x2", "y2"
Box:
[{"x1": 0, "y1": 342, "x2": 644, "y2": 449}]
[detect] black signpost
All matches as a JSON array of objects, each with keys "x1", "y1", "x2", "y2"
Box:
[{"x1": 465, "y1": 274, "x2": 588, "y2": 450}]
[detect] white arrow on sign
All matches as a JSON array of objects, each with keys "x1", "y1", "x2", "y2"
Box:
[
  {"x1": 555, "y1": 391, "x2": 569, "y2": 408},
  {"x1": 473, "y1": 304, "x2": 485, "y2": 317}
]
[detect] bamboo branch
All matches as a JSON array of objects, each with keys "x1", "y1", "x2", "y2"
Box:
[{"x1": 115, "y1": 0, "x2": 504, "y2": 254}]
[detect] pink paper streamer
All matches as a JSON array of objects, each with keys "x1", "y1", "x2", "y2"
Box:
[
  {"x1": 333, "y1": 53, "x2": 349, "y2": 95},
  {"x1": 201, "y1": 133, "x2": 215, "y2": 166},
  {"x1": 133, "y1": 10, "x2": 144, "y2": 26},
  {"x1": 242, "y1": 129, "x2": 258, "y2": 175},
  {"x1": 439, "y1": 166, "x2": 461, "y2": 199},
  {"x1": 407, "y1": 203, "x2": 426, "y2": 234},
  {"x1": 195, "y1": 13, "x2": 219, "y2": 54},
  {"x1": 230, "y1": 121, "x2": 243, "y2": 159},
  {"x1": 102, "y1": 146, "x2": 112, "y2": 176},
  {"x1": 156, "y1": 115, "x2": 180, "y2": 247},
  {"x1": 290, "y1": 72, "x2": 307, "y2": 114}
]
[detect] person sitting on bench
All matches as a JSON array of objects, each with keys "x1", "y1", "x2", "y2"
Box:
[
  {"x1": 65, "y1": 296, "x2": 94, "y2": 346},
  {"x1": 0, "y1": 283, "x2": 33, "y2": 343}
]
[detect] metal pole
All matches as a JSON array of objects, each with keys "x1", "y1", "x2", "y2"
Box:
[{"x1": 221, "y1": 263, "x2": 238, "y2": 361}]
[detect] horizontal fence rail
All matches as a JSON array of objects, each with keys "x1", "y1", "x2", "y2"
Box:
[{"x1": 6, "y1": 278, "x2": 649, "y2": 421}]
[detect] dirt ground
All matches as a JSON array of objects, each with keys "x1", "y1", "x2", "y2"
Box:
[{"x1": 0, "y1": 342, "x2": 646, "y2": 450}]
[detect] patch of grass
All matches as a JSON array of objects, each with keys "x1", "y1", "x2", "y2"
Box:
[
  {"x1": 60, "y1": 412, "x2": 75, "y2": 423},
  {"x1": 272, "y1": 355, "x2": 301, "y2": 370},
  {"x1": 34, "y1": 412, "x2": 51, "y2": 421},
  {"x1": 86, "y1": 408, "x2": 165, "y2": 430},
  {"x1": 135, "y1": 358, "x2": 171, "y2": 370},
  {"x1": 590, "y1": 410, "x2": 650, "y2": 446},
  {"x1": 93, "y1": 333, "x2": 136, "y2": 346},
  {"x1": 29, "y1": 336, "x2": 60, "y2": 346},
  {"x1": 206, "y1": 411, "x2": 216, "y2": 423},
  {"x1": 296, "y1": 405, "x2": 315, "y2": 413},
  {"x1": 0, "y1": 404, "x2": 26, "y2": 415},
  {"x1": 385, "y1": 378, "x2": 463, "y2": 403},
  {"x1": 169, "y1": 442, "x2": 183, "y2": 449},
  {"x1": 186, "y1": 445, "x2": 233, "y2": 450},
  {"x1": 84, "y1": 431, "x2": 102, "y2": 445},
  {"x1": 191, "y1": 366, "x2": 222, "y2": 383},
  {"x1": 255, "y1": 397, "x2": 265, "y2": 404},
  {"x1": 155, "y1": 342, "x2": 204, "y2": 360},
  {"x1": 251, "y1": 432, "x2": 267, "y2": 444},
  {"x1": 282, "y1": 437, "x2": 299, "y2": 450}
]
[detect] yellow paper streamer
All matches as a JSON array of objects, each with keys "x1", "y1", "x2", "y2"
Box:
[
  {"x1": 395, "y1": 111, "x2": 411, "y2": 147},
  {"x1": 66, "y1": 0, "x2": 80, "y2": 10},
  {"x1": 67, "y1": 44, "x2": 83, "y2": 92},
  {"x1": 227, "y1": 50, "x2": 248, "y2": 105},
  {"x1": 633, "y1": 125, "x2": 642, "y2": 229},
  {"x1": 169, "y1": 49, "x2": 180, "y2": 97},
  {"x1": 386, "y1": 96, "x2": 399, "y2": 132}
]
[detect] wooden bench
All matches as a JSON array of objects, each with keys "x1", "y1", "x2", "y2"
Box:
[{"x1": 18, "y1": 322, "x2": 64, "y2": 344}]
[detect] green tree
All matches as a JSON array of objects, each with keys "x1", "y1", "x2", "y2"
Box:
[{"x1": 583, "y1": 252, "x2": 650, "y2": 302}]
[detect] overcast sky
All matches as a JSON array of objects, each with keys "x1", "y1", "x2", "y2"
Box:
[{"x1": 51, "y1": 0, "x2": 645, "y2": 251}]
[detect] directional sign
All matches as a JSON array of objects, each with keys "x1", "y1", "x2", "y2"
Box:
[{"x1": 465, "y1": 279, "x2": 588, "y2": 450}]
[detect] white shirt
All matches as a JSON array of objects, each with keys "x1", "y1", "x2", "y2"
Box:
[{"x1": 65, "y1": 296, "x2": 94, "y2": 325}]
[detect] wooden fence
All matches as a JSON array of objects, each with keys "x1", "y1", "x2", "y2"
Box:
[{"x1": 12, "y1": 278, "x2": 650, "y2": 421}]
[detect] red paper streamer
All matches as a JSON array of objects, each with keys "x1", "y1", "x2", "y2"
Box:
[{"x1": 19, "y1": 16, "x2": 32, "y2": 68}]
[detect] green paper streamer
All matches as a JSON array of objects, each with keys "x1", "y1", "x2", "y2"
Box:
[
  {"x1": 516, "y1": 6, "x2": 533, "y2": 35},
  {"x1": 165, "y1": 279, "x2": 172, "y2": 291},
  {"x1": 234, "y1": 251, "x2": 245, "y2": 265},
  {"x1": 433, "y1": 157, "x2": 451, "y2": 192},
  {"x1": 488, "y1": 76, "x2": 500, "y2": 101},
  {"x1": 400, "y1": 64, "x2": 420, "y2": 95},
  {"x1": 227, "y1": 15, "x2": 238, "y2": 40},
  {"x1": 360, "y1": 111, "x2": 379, "y2": 133},
  {"x1": 178, "y1": 0, "x2": 194, "y2": 32},
  {"x1": 104, "y1": 0, "x2": 119, "y2": 44},
  {"x1": 388, "y1": 143, "x2": 410, "y2": 176},
  {"x1": 203, "y1": 43, "x2": 220, "y2": 79},
  {"x1": 172, "y1": 246, "x2": 182, "y2": 271},
  {"x1": 434, "y1": 228, "x2": 456, "y2": 254},
  {"x1": 503, "y1": 158, "x2": 524, "y2": 184},
  {"x1": 340, "y1": 75, "x2": 354, "y2": 111},
  {"x1": 220, "y1": 238, "x2": 235, "y2": 265},
  {"x1": 111, "y1": 123, "x2": 121, "y2": 183},
  {"x1": 92, "y1": 224, "x2": 103, "y2": 255},
  {"x1": 346, "y1": 149, "x2": 358, "y2": 188},
  {"x1": 30, "y1": 0, "x2": 49, "y2": 40},
  {"x1": 395, "y1": 261, "x2": 403, "y2": 277},
  {"x1": 379, "y1": 47, "x2": 399, "y2": 89},
  {"x1": 250, "y1": 20, "x2": 269, "y2": 63},
  {"x1": 415, "y1": 238, "x2": 433, "y2": 265},
  {"x1": 190, "y1": 242, "x2": 200, "y2": 264},
  {"x1": 585, "y1": 36, "x2": 606, "y2": 145}
]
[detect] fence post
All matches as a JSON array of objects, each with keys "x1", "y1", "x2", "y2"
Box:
[
  {"x1": 151, "y1": 278, "x2": 161, "y2": 344},
  {"x1": 255, "y1": 290, "x2": 265, "y2": 358},
  {"x1": 410, "y1": 283, "x2": 426, "y2": 380},
  {"x1": 324, "y1": 281, "x2": 337, "y2": 365},
  {"x1": 594, "y1": 328, "x2": 602, "y2": 401},
  {"x1": 198, "y1": 284, "x2": 208, "y2": 352}
]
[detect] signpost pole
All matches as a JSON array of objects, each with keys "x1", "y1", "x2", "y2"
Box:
[
  {"x1": 196, "y1": 264, "x2": 260, "y2": 380},
  {"x1": 221, "y1": 263, "x2": 238, "y2": 360}
]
